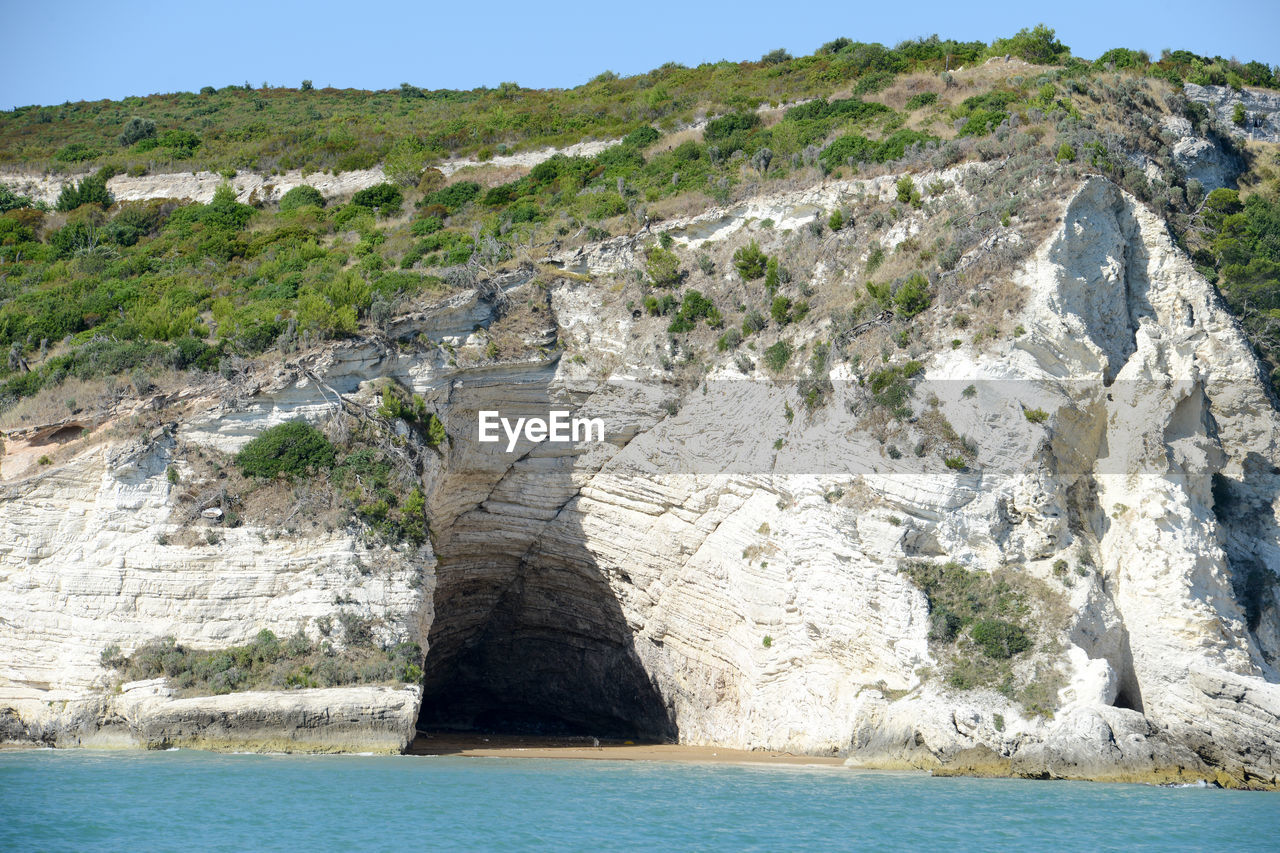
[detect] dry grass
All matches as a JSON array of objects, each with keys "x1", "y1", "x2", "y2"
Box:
[
  {"x1": 166, "y1": 436, "x2": 348, "y2": 546},
  {"x1": 0, "y1": 368, "x2": 202, "y2": 432},
  {"x1": 441, "y1": 163, "x2": 531, "y2": 189},
  {"x1": 871, "y1": 73, "x2": 947, "y2": 112},
  {"x1": 479, "y1": 283, "x2": 557, "y2": 361},
  {"x1": 646, "y1": 190, "x2": 717, "y2": 223},
  {"x1": 645, "y1": 127, "x2": 704, "y2": 154}
]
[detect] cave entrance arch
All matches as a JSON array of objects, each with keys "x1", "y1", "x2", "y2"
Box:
[{"x1": 416, "y1": 506, "x2": 675, "y2": 741}]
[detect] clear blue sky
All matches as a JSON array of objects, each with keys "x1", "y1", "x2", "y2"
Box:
[{"x1": 3, "y1": 0, "x2": 1278, "y2": 107}]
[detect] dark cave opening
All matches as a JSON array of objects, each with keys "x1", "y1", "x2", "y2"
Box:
[{"x1": 415, "y1": 558, "x2": 676, "y2": 742}]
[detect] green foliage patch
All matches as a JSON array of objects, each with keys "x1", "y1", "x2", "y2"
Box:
[
  {"x1": 236, "y1": 421, "x2": 337, "y2": 479},
  {"x1": 102, "y1": 627, "x2": 422, "y2": 694}
]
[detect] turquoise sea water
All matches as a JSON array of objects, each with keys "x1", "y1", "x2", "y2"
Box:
[{"x1": 2, "y1": 750, "x2": 1277, "y2": 851}]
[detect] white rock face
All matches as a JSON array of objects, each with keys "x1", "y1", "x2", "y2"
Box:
[
  {"x1": 1, "y1": 175, "x2": 1277, "y2": 785},
  {"x1": 0, "y1": 167, "x2": 394, "y2": 207},
  {"x1": 0, "y1": 139, "x2": 625, "y2": 207},
  {"x1": 0, "y1": 426, "x2": 432, "y2": 750},
  {"x1": 1160, "y1": 115, "x2": 1240, "y2": 191},
  {"x1": 1186, "y1": 83, "x2": 1280, "y2": 144}
]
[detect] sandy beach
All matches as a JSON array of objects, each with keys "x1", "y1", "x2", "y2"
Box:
[{"x1": 407, "y1": 733, "x2": 847, "y2": 766}]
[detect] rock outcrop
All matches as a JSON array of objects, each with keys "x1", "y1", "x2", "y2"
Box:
[
  {"x1": 1, "y1": 174, "x2": 1277, "y2": 787},
  {"x1": 1186, "y1": 83, "x2": 1280, "y2": 144}
]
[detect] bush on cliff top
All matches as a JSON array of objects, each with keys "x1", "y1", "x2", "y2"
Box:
[{"x1": 236, "y1": 421, "x2": 336, "y2": 479}]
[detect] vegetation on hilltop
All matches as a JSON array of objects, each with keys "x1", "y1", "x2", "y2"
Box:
[
  {"x1": 0, "y1": 24, "x2": 1278, "y2": 423},
  {"x1": 2, "y1": 27, "x2": 1275, "y2": 178}
]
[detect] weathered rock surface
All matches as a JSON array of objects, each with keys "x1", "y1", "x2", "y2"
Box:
[
  {"x1": 4, "y1": 682, "x2": 420, "y2": 753},
  {"x1": 1, "y1": 174, "x2": 1277, "y2": 787},
  {"x1": 1186, "y1": 83, "x2": 1280, "y2": 144},
  {"x1": 1160, "y1": 115, "x2": 1241, "y2": 191}
]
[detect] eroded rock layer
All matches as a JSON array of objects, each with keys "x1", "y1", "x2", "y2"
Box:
[{"x1": 2, "y1": 176, "x2": 1277, "y2": 787}]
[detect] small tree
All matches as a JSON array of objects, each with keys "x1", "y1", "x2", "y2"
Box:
[
  {"x1": 827, "y1": 209, "x2": 844, "y2": 231},
  {"x1": 770, "y1": 295, "x2": 793, "y2": 326},
  {"x1": 203, "y1": 184, "x2": 253, "y2": 231},
  {"x1": 896, "y1": 175, "x2": 917, "y2": 204},
  {"x1": 892, "y1": 273, "x2": 932, "y2": 318},
  {"x1": 764, "y1": 257, "x2": 780, "y2": 295},
  {"x1": 989, "y1": 24, "x2": 1069, "y2": 65},
  {"x1": 56, "y1": 174, "x2": 113, "y2": 211},
  {"x1": 733, "y1": 240, "x2": 768, "y2": 280},
  {"x1": 118, "y1": 116, "x2": 157, "y2": 147},
  {"x1": 383, "y1": 140, "x2": 430, "y2": 187},
  {"x1": 646, "y1": 245, "x2": 683, "y2": 287},
  {"x1": 750, "y1": 147, "x2": 774, "y2": 176}
]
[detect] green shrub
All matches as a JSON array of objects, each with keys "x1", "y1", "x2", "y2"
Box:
[
  {"x1": 194, "y1": 183, "x2": 253, "y2": 231},
  {"x1": 988, "y1": 24, "x2": 1070, "y2": 65},
  {"x1": 1055, "y1": 142, "x2": 1076, "y2": 163},
  {"x1": 902, "y1": 561, "x2": 1029, "y2": 648},
  {"x1": 762, "y1": 340, "x2": 793, "y2": 373},
  {"x1": 904, "y1": 92, "x2": 938, "y2": 110},
  {"x1": 0, "y1": 184, "x2": 37, "y2": 212},
  {"x1": 646, "y1": 245, "x2": 683, "y2": 286},
  {"x1": 236, "y1": 421, "x2": 337, "y2": 478},
  {"x1": 623, "y1": 125, "x2": 660, "y2": 148},
  {"x1": 818, "y1": 129, "x2": 938, "y2": 172},
  {"x1": 867, "y1": 364, "x2": 918, "y2": 417},
  {"x1": 157, "y1": 129, "x2": 201, "y2": 158},
  {"x1": 703, "y1": 112, "x2": 761, "y2": 149},
  {"x1": 770, "y1": 295, "x2": 793, "y2": 326},
  {"x1": 54, "y1": 143, "x2": 101, "y2": 163},
  {"x1": 118, "y1": 117, "x2": 157, "y2": 147},
  {"x1": 667, "y1": 289, "x2": 721, "y2": 333},
  {"x1": 892, "y1": 273, "x2": 931, "y2": 318},
  {"x1": 103, "y1": 629, "x2": 423, "y2": 695},
  {"x1": 1023, "y1": 406, "x2": 1049, "y2": 424},
  {"x1": 410, "y1": 216, "x2": 443, "y2": 236},
  {"x1": 351, "y1": 183, "x2": 403, "y2": 215},
  {"x1": 278, "y1": 185, "x2": 326, "y2": 212},
  {"x1": 733, "y1": 240, "x2": 768, "y2": 280},
  {"x1": 55, "y1": 175, "x2": 113, "y2": 211},
  {"x1": 764, "y1": 257, "x2": 781, "y2": 294},
  {"x1": 969, "y1": 619, "x2": 1031, "y2": 659},
  {"x1": 420, "y1": 181, "x2": 480, "y2": 212},
  {"x1": 827, "y1": 209, "x2": 844, "y2": 231}
]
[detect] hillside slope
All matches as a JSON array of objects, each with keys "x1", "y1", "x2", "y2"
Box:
[{"x1": 1, "y1": 32, "x2": 1279, "y2": 787}]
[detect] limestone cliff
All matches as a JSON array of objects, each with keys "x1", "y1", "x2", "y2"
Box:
[{"x1": 1, "y1": 174, "x2": 1277, "y2": 788}]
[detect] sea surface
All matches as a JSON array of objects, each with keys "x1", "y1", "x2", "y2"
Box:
[{"x1": 2, "y1": 750, "x2": 1277, "y2": 851}]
